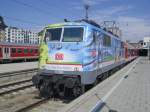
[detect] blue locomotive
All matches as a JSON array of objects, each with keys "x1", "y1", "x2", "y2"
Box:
[{"x1": 32, "y1": 20, "x2": 134, "y2": 97}]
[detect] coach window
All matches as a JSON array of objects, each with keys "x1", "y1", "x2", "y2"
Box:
[
  {"x1": 35, "y1": 49, "x2": 38, "y2": 53},
  {"x1": 18, "y1": 49, "x2": 22, "y2": 53},
  {"x1": 30, "y1": 49, "x2": 33, "y2": 53},
  {"x1": 0, "y1": 48, "x2": 2, "y2": 54},
  {"x1": 103, "y1": 34, "x2": 111, "y2": 47},
  {"x1": 11, "y1": 48, "x2": 16, "y2": 53},
  {"x1": 24, "y1": 49, "x2": 28, "y2": 54}
]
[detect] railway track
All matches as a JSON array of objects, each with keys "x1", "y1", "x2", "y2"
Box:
[
  {"x1": 0, "y1": 76, "x2": 68, "y2": 112},
  {"x1": 0, "y1": 88, "x2": 68, "y2": 112},
  {"x1": 0, "y1": 68, "x2": 38, "y2": 78},
  {"x1": 0, "y1": 69, "x2": 69, "y2": 112},
  {"x1": 0, "y1": 61, "x2": 134, "y2": 112},
  {"x1": 0, "y1": 79, "x2": 33, "y2": 96},
  {"x1": 14, "y1": 97, "x2": 68, "y2": 112},
  {"x1": 0, "y1": 61, "x2": 135, "y2": 112},
  {"x1": 15, "y1": 98, "x2": 50, "y2": 112}
]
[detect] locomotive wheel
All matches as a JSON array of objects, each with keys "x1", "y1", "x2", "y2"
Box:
[
  {"x1": 39, "y1": 81, "x2": 53, "y2": 98},
  {"x1": 72, "y1": 83, "x2": 84, "y2": 97},
  {"x1": 73, "y1": 86, "x2": 81, "y2": 97}
]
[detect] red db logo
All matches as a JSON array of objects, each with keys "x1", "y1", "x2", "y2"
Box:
[{"x1": 55, "y1": 53, "x2": 64, "y2": 60}]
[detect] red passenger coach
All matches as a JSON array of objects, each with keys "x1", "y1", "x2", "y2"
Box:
[
  {"x1": 0, "y1": 42, "x2": 39, "y2": 63},
  {"x1": 0, "y1": 46, "x2": 3, "y2": 62},
  {"x1": 124, "y1": 42, "x2": 138, "y2": 61}
]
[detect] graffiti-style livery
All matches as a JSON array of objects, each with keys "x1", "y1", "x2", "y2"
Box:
[{"x1": 32, "y1": 20, "x2": 137, "y2": 97}]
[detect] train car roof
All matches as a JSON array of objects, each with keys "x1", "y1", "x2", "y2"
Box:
[
  {"x1": 0, "y1": 42, "x2": 39, "y2": 47},
  {"x1": 46, "y1": 21, "x2": 121, "y2": 41},
  {"x1": 46, "y1": 22, "x2": 89, "y2": 28}
]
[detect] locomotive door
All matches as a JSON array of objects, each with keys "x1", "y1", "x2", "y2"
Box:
[
  {"x1": 93, "y1": 31, "x2": 99, "y2": 69},
  {"x1": 93, "y1": 31, "x2": 103, "y2": 69},
  {"x1": 3, "y1": 47, "x2": 10, "y2": 59},
  {"x1": 98, "y1": 32, "x2": 103, "y2": 69}
]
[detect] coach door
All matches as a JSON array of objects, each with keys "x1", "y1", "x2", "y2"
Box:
[{"x1": 3, "y1": 47, "x2": 10, "y2": 59}]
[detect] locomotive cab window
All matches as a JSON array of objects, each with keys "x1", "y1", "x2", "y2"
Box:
[
  {"x1": 44, "y1": 28, "x2": 62, "y2": 42},
  {"x1": 62, "y1": 27, "x2": 83, "y2": 42}
]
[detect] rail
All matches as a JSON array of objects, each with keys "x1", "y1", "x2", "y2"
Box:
[
  {"x1": 15, "y1": 98, "x2": 49, "y2": 112},
  {"x1": 0, "y1": 68, "x2": 38, "y2": 78},
  {"x1": 0, "y1": 79, "x2": 33, "y2": 95}
]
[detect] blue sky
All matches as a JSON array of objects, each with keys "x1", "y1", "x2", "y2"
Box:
[{"x1": 0, "y1": 0, "x2": 150, "y2": 42}]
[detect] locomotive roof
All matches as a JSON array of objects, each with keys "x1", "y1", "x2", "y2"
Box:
[
  {"x1": 46, "y1": 21, "x2": 121, "y2": 40},
  {"x1": 46, "y1": 22, "x2": 89, "y2": 28}
]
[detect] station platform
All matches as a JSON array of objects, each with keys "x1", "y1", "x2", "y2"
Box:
[
  {"x1": 0, "y1": 62, "x2": 38, "y2": 73},
  {"x1": 61, "y1": 57, "x2": 150, "y2": 112}
]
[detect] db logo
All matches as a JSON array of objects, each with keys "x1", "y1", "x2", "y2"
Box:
[{"x1": 55, "y1": 53, "x2": 64, "y2": 60}]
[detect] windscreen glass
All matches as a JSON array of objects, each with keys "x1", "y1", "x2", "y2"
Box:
[
  {"x1": 63, "y1": 27, "x2": 83, "y2": 42},
  {"x1": 44, "y1": 28, "x2": 62, "y2": 42}
]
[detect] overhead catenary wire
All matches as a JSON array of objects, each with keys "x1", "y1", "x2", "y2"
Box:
[
  {"x1": 10, "y1": 0, "x2": 61, "y2": 18},
  {"x1": 0, "y1": 14, "x2": 45, "y2": 32},
  {"x1": 11, "y1": 0, "x2": 50, "y2": 15},
  {"x1": 3, "y1": 0, "x2": 84, "y2": 28},
  {"x1": 38, "y1": 0, "x2": 52, "y2": 7},
  {"x1": 38, "y1": 0, "x2": 78, "y2": 24},
  {"x1": 3, "y1": 15, "x2": 43, "y2": 26}
]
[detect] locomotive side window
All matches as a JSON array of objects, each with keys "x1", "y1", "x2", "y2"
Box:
[
  {"x1": 93, "y1": 31, "x2": 96, "y2": 42},
  {"x1": 63, "y1": 27, "x2": 83, "y2": 42},
  {"x1": 45, "y1": 28, "x2": 62, "y2": 42},
  {"x1": 11, "y1": 48, "x2": 16, "y2": 53},
  {"x1": 103, "y1": 34, "x2": 111, "y2": 47}
]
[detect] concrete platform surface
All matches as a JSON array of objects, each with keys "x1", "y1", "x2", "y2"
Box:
[
  {"x1": 0, "y1": 62, "x2": 38, "y2": 73},
  {"x1": 60, "y1": 57, "x2": 150, "y2": 112}
]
